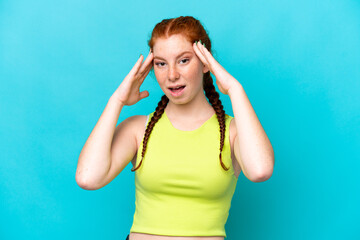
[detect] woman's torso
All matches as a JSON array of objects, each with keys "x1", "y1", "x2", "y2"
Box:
[
  {"x1": 129, "y1": 114, "x2": 241, "y2": 240},
  {"x1": 129, "y1": 232, "x2": 225, "y2": 240}
]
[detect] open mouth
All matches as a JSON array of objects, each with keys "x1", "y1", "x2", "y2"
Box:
[
  {"x1": 169, "y1": 85, "x2": 186, "y2": 96},
  {"x1": 169, "y1": 86, "x2": 185, "y2": 92}
]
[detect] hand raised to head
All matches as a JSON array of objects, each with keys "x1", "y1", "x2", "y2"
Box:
[
  {"x1": 193, "y1": 41, "x2": 239, "y2": 95},
  {"x1": 113, "y1": 49, "x2": 154, "y2": 105}
]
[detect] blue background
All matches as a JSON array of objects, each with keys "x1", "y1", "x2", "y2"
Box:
[{"x1": 1, "y1": 0, "x2": 359, "y2": 239}]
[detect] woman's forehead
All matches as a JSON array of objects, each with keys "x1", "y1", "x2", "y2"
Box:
[
  {"x1": 153, "y1": 34, "x2": 192, "y2": 51},
  {"x1": 152, "y1": 35, "x2": 193, "y2": 59}
]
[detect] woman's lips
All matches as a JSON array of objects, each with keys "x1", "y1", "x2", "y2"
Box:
[{"x1": 169, "y1": 86, "x2": 186, "y2": 97}]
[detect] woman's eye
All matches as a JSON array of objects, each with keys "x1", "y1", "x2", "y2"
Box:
[
  {"x1": 180, "y1": 58, "x2": 189, "y2": 64},
  {"x1": 154, "y1": 58, "x2": 189, "y2": 67},
  {"x1": 155, "y1": 62, "x2": 165, "y2": 67}
]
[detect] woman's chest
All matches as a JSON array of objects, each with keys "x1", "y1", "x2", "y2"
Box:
[{"x1": 134, "y1": 128, "x2": 235, "y2": 199}]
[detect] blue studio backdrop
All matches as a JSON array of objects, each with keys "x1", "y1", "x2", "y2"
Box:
[{"x1": 1, "y1": 0, "x2": 359, "y2": 239}]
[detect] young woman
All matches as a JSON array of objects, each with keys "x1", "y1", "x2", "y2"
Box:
[{"x1": 76, "y1": 16, "x2": 274, "y2": 240}]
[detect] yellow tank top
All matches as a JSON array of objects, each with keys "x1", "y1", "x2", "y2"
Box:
[{"x1": 130, "y1": 110, "x2": 238, "y2": 237}]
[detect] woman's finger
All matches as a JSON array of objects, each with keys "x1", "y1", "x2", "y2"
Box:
[
  {"x1": 196, "y1": 41, "x2": 210, "y2": 63},
  {"x1": 196, "y1": 42, "x2": 217, "y2": 68},
  {"x1": 128, "y1": 54, "x2": 144, "y2": 78},
  {"x1": 138, "y1": 61, "x2": 153, "y2": 85},
  {"x1": 193, "y1": 42, "x2": 209, "y2": 67},
  {"x1": 138, "y1": 49, "x2": 153, "y2": 74},
  {"x1": 138, "y1": 55, "x2": 153, "y2": 78},
  {"x1": 139, "y1": 90, "x2": 149, "y2": 100}
]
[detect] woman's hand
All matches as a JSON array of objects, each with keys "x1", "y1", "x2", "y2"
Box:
[
  {"x1": 112, "y1": 49, "x2": 153, "y2": 106},
  {"x1": 193, "y1": 41, "x2": 240, "y2": 95}
]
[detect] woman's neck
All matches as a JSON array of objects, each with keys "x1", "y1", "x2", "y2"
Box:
[{"x1": 165, "y1": 92, "x2": 214, "y2": 120}]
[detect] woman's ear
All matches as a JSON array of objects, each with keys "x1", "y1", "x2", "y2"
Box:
[{"x1": 203, "y1": 65, "x2": 209, "y2": 74}]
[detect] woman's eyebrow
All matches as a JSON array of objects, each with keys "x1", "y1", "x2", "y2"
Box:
[{"x1": 154, "y1": 51, "x2": 193, "y2": 60}]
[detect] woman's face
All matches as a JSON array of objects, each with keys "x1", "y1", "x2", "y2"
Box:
[{"x1": 152, "y1": 34, "x2": 209, "y2": 105}]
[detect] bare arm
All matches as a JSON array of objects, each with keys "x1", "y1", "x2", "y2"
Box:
[
  {"x1": 75, "y1": 97, "x2": 129, "y2": 190},
  {"x1": 75, "y1": 50, "x2": 154, "y2": 190},
  {"x1": 230, "y1": 83, "x2": 274, "y2": 182},
  {"x1": 192, "y1": 41, "x2": 274, "y2": 183}
]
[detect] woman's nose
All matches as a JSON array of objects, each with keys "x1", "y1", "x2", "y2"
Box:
[{"x1": 168, "y1": 65, "x2": 180, "y2": 81}]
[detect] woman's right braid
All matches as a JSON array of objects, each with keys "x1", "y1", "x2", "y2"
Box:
[
  {"x1": 203, "y1": 74, "x2": 229, "y2": 171},
  {"x1": 131, "y1": 95, "x2": 169, "y2": 172}
]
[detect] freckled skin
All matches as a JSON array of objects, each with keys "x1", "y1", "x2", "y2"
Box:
[{"x1": 152, "y1": 34, "x2": 209, "y2": 106}]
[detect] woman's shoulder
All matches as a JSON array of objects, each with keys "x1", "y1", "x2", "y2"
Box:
[
  {"x1": 119, "y1": 114, "x2": 150, "y2": 147},
  {"x1": 226, "y1": 113, "x2": 236, "y2": 141},
  {"x1": 122, "y1": 114, "x2": 148, "y2": 125},
  {"x1": 225, "y1": 113, "x2": 234, "y2": 124},
  {"x1": 116, "y1": 115, "x2": 149, "y2": 138}
]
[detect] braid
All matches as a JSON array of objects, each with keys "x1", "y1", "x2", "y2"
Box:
[
  {"x1": 143, "y1": 16, "x2": 230, "y2": 171},
  {"x1": 203, "y1": 73, "x2": 230, "y2": 171},
  {"x1": 130, "y1": 80, "x2": 229, "y2": 172},
  {"x1": 131, "y1": 95, "x2": 169, "y2": 171}
]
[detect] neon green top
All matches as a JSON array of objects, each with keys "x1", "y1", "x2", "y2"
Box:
[{"x1": 130, "y1": 111, "x2": 238, "y2": 237}]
